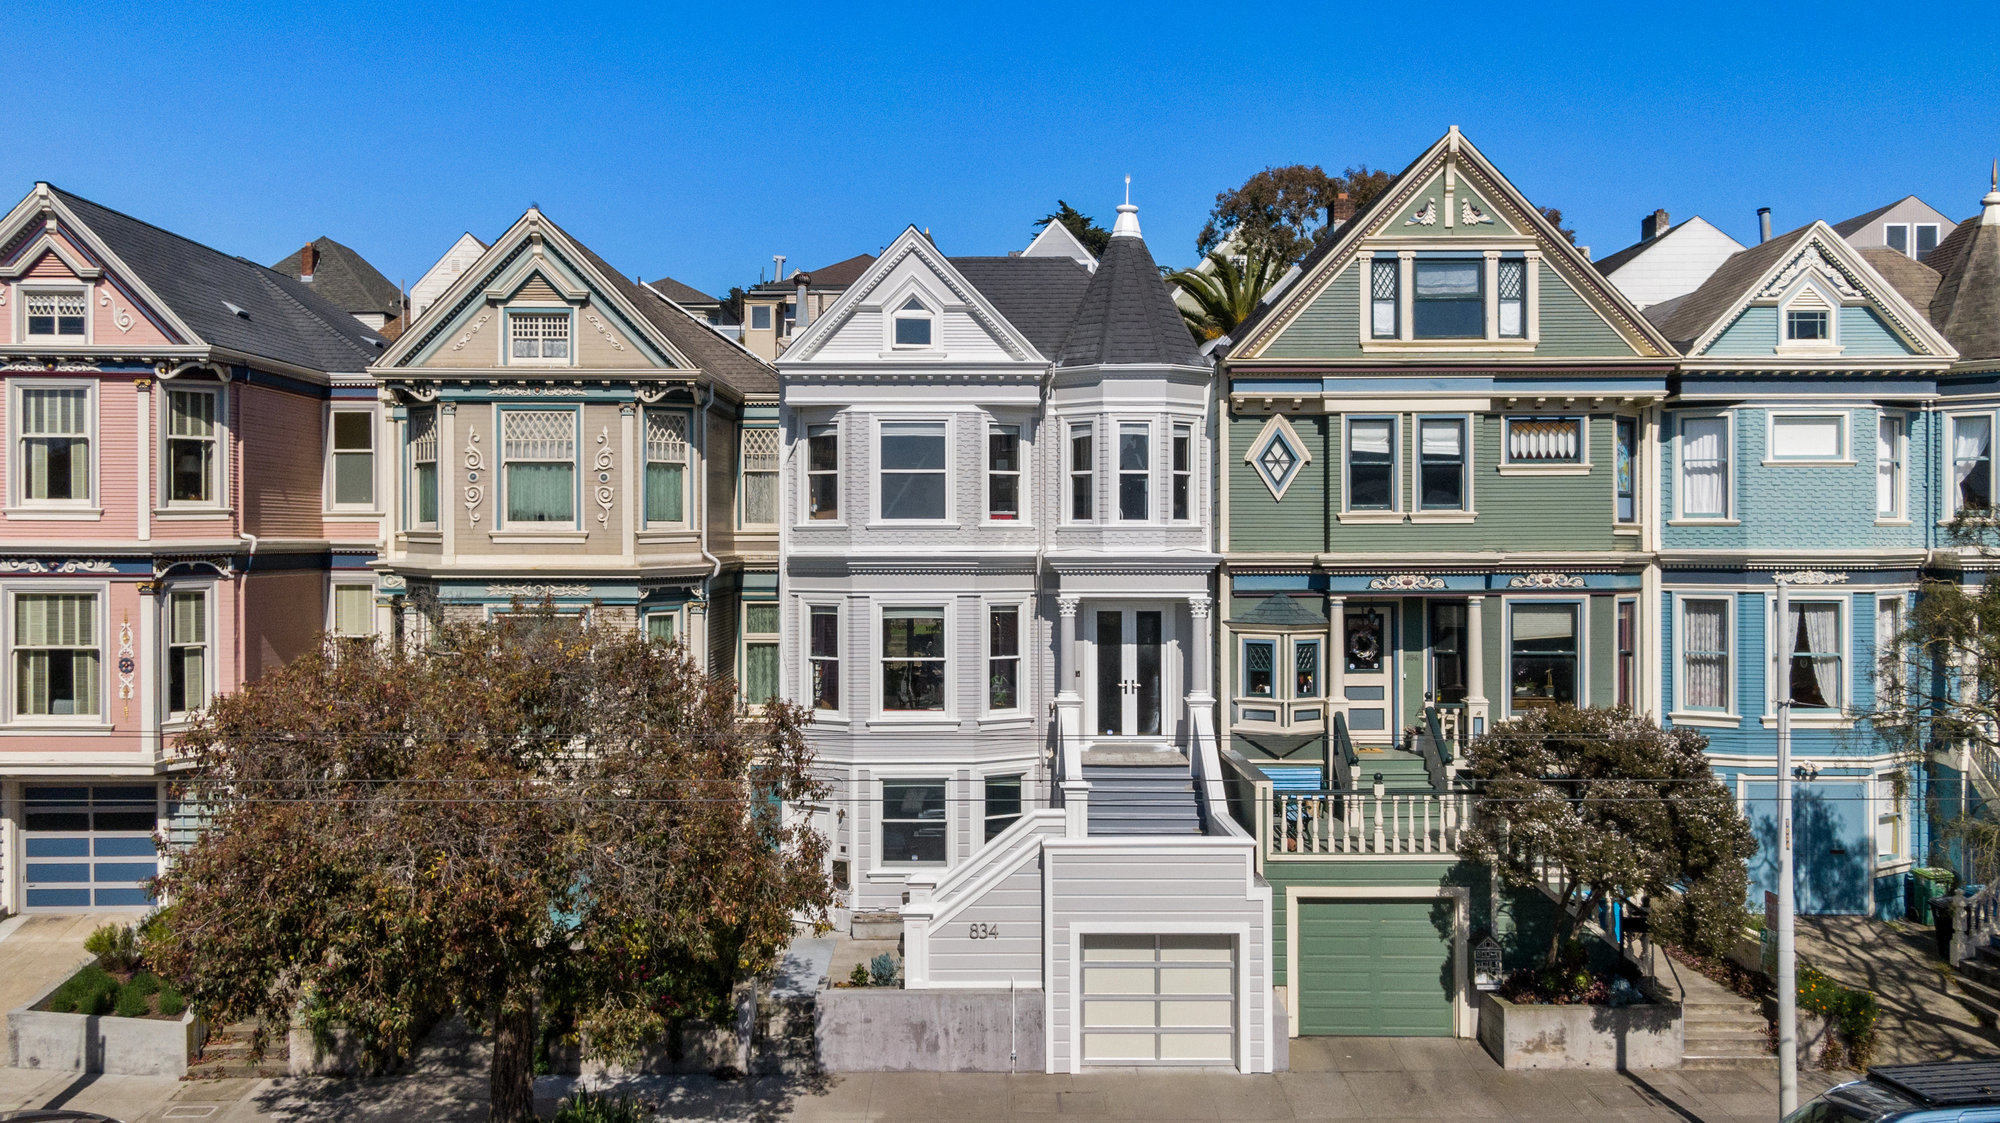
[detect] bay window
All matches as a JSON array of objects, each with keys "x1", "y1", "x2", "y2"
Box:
[
  {"x1": 881, "y1": 780, "x2": 946, "y2": 864},
  {"x1": 645, "y1": 411, "x2": 689, "y2": 525},
  {"x1": 1953, "y1": 414, "x2": 1993, "y2": 514},
  {"x1": 984, "y1": 775, "x2": 1022, "y2": 841},
  {"x1": 1171, "y1": 423, "x2": 1193, "y2": 521},
  {"x1": 165, "y1": 388, "x2": 219, "y2": 505},
  {"x1": 17, "y1": 385, "x2": 90, "y2": 504},
  {"x1": 805, "y1": 423, "x2": 838, "y2": 521},
  {"x1": 987, "y1": 606, "x2": 1020, "y2": 711},
  {"x1": 1679, "y1": 416, "x2": 1730, "y2": 519},
  {"x1": 1876, "y1": 414, "x2": 1905, "y2": 519},
  {"x1": 880, "y1": 421, "x2": 946, "y2": 521},
  {"x1": 1346, "y1": 418, "x2": 1395, "y2": 511},
  {"x1": 1783, "y1": 600, "x2": 1843, "y2": 711},
  {"x1": 1679, "y1": 598, "x2": 1729, "y2": 712},
  {"x1": 1413, "y1": 259, "x2": 1483, "y2": 338},
  {"x1": 740, "y1": 427, "x2": 779, "y2": 527},
  {"x1": 1294, "y1": 637, "x2": 1322, "y2": 700},
  {"x1": 1069, "y1": 423, "x2": 1094, "y2": 521},
  {"x1": 1510, "y1": 603, "x2": 1578, "y2": 712},
  {"x1": 1117, "y1": 422, "x2": 1150, "y2": 520},
  {"x1": 987, "y1": 424, "x2": 1020, "y2": 520},
  {"x1": 165, "y1": 590, "x2": 208, "y2": 719},
  {"x1": 1417, "y1": 417, "x2": 1466, "y2": 511},
  {"x1": 742, "y1": 603, "x2": 779, "y2": 704},
  {"x1": 501, "y1": 409, "x2": 575, "y2": 524},
  {"x1": 330, "y1": 409, "x2": 374, "y2": 507},
  {"x1": 881, "y1": 607, "x2": 945, "y2": 712},
  {"x1": 407, "y1": 407, "x2": 438, "y2": 527},
  {"x1": 14, "y1": 592, "x2": 99, "y2": 718},
  {"x1": 808, "y1": 605, "x2": 840, "y2": 711},
  {"x1": 1241, "y1": 638, "x2": 1275, "y2": 699}
]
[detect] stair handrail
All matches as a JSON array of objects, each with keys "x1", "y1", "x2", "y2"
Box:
[
  {"x1": 1330, "y1": 711, "x2": 1358, "y2": 790},
  {"x1": 1952, "y1": 879, "x2": 2000, "y2": 965},
  {"x1": 1417, "y1": 704, "x2": 1449, "y2": 794}
]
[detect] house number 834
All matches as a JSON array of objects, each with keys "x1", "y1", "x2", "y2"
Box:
[{"x1": 968, "y1": 923, "x2": 1001, "y2": 940}]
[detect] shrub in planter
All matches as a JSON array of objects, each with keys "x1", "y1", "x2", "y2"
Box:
[
  {"x1": 1798, "y1": 965, "x2": 1878, "y2": 1069},
  {"x1": 846, "y1": 963, "x2": 870, "y2": 988},
  {"x1": 868, "y1": 953, "x2": 898, "y2": 987},
  {"x1": 551, "y1": 1092, "x2": 650, "y2": 1123},
  {"x1": 84, "y1": 923, "x2": 142, "y2": 975},
  {"x1": 157, "y1": 986, "x2": 186, "y2": 1017},
  {"x1": 48, "y1": 965, "x2": 118, "y2": 1015}
]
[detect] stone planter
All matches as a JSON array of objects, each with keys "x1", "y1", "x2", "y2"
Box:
[
  {"x1": 288, "y1": 1020, "x2": 367, "y2": 1076},
  {"x1": 1759, "y1": 999, "x2": 1840, "y2": 1070},
  {"x1": 8, "y1": 976, "x2": 206, "y2": 1076},
  {"x1": 1477, "y1": 991, "x2": 1683, "y2": 1070}
]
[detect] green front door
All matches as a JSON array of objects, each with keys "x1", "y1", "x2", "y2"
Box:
[{"x1": 1297, "y1": 899, "x2": 1454, "y2": 1036}]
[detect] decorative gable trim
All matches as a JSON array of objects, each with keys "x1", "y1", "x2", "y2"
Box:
[
  {"x1": 783, "y1": 227, "x2": 1042, "y2": 364},
  {"x1": 0, "y1": 186, "x2": 201, "y2": 346},
  {"x1": 0, "y1": 231, "x2": 102, "y2": 281},
  {"x1": 1686, "y1": 224, "x2": 1953, "y2": 359},
  {"x1": 1244, "y1": 413, "x2": 1311, "y2": 501}
]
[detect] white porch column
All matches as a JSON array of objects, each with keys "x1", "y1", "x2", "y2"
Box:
[
  {"x1": 1466, "y1": 595, "x2": 1489, "y2": 734},
  {"x1": 1055, "y1": 597, "x2": 1083, "y2": 778},
  {"x1": 1327, "y1": 597, "x2": 1348, "y2": 719},
  {"x1": 1186, "y1": 595, "x2": 1213, "y2": 701},
  {"x1": 439, "y1": 403, "x2": 459, "y2": 564}
]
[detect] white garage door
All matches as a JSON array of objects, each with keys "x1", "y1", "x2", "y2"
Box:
[
  {"x1": 22, "y1": 785, "x2": 160, "y2": 912},
  {"x1": 1080, "y1": 934, "x2": 1235, "y2": 1065}
]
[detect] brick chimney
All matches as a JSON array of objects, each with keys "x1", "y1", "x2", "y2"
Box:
[
  {"x1": 1328, "y1": 191, "x2": 1355, "y2": 232},
  {"x1": 299, "y1": 242, "x2": 317, "y2": 281},
  {"x1": 1640, "y1": 209, "x2": 1670, "y2": 242}
]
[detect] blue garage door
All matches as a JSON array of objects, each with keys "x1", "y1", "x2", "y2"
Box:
[
  {"x1": 23, "y1": 785, "x2": 160, "y2": 911},
  {"x1": 1744, "y1": 780, "x2": 1871, "y2": 915}
]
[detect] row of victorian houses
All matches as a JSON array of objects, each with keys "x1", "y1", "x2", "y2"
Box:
[{"x1": 2, "y1": 128, "x2": 1998, "y2": 1071}]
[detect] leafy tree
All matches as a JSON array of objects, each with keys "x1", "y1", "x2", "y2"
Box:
[
  {"x1": 1196, "y1": 164, "x2": 1392, "y2": 263},
  {"x1": 1166, "y1": 245, "x2": 1286, "y2": 341},
  {"x1": 151, "y1": 610, "x2": 830, "y2": 1123},
  {"x1": 722, "y1": 285, "x2": 746, "y2": 325},
  {"x1": 1459, "y1": 705, "x2": 1755, "y2": 966},
  {"x1": 1538, "y1": 206, "x2": 1579, "y2": 246},
  {"x1": 1036, "y1": 201, "x2": 1111, "y2": 258}
]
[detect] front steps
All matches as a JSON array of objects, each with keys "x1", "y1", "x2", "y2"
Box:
[
  {"x1": 1681, "y1": 988, "x2": 1771, "y2": 1070},
  {"x1": 1081, "y1": 751, "x2": 1201, "y2": 835},
  {"x1": 188, "y1": 1019, "x2": 292, "y2": 1079}
]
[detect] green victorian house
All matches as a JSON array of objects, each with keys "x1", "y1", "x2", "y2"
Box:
[{"x1": 1215, "y1": 128, "x2": 1676, "y2": 1041}]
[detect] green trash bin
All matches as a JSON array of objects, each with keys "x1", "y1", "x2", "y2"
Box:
[{"x1": 1914, "y1": 867, "x2": 1956, "y2": 925}]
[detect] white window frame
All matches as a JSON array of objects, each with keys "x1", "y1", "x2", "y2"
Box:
[
  {"x1": 326, "y1": 405, "x2": 379, "y2": 512},
  {"x1": 9, "y1": 378, "x2": 98, "y2": 512},
  {"x1": 1673, "y1": 413, "x2": 1734, "y2": 523},
  {"x1": 1672, "y1": 593, "x2": 1736, "y2": 723},
  {"x1": 983, "y1": 600, "x2": 1026, "y2": 717},
  {"x1": 1914, "y1": 224, "x2": 1940, "y2": 259},
  {"x1": 161, "y1": 384, "x2": 226, "y2": 510},
  {"x1": 1499, "y1": 415, "x2": 1589, "y2": 472},
  {"x1": 803, "y1": 601, "x2": 843, "y2": 716},
  {"x1": 1775, "y1": 278, "x2": 1842, "y2": 354},
  {"x1": 802, "y1": 419, "x2": 841, "y2": 526},
  {"x1": 330, "y1": 580, "x2": 377, "y2": 640},
  {"x1": 4, "y1": 582, "x2": 109, "y2": 727},
  {"x1": 1341, "y1": 414, "x2": 1400, "y2": 516},
  {"x1": 740, "y1": 600, "x2": 781, "y2": 706},
  {"x1": 873, "y1": 418, "x2": 951, "y2": 524},
  {"x1": 643, "y1": 409, "x2": 692, "y2": 529},
  {"x1": 1883, "y1": 223, "x2": 1911, "y2": 256},
  {"x1": 889, "y1": 292, "x2": 937, "y2": 350},
  {"x1": 497, "y1": 406, "x2": 579, "y2": 530},
  {"x1": 161, "y1": 583, "x2": 214, "y2": 724},
  {"x1": 877, "y1": 774, "x2": 951, "y2": 868},
  {"x1": 1768, "y1": 594, "x2": 1850, "y2": 718},
  {"x1": 1764, "y1": 410, "x2": 1850, "y2": 466},
  {"x1": 738, "y1": 425, "x2": 780, "y2": 529},
  {"x1": 503, "y1": 307, "x2": 573, "y2": 366},
  {"x1": 1503, "y1": 598, "x2": 1586, "y2": 719},
  {"x1": 985, "y1": 420, "x2": 1024, "y2": 523},
  {"x1": 1412, "y1": 413, "x2": 1473, "y2": 517},
  {"x1": 1067, "y1": 420, "x2": 1096, "y2": 524},
  {"x1": 1170, "y1": 421, "x2": 1195, "y2": 522},
  {"x1": 1876, "y1": 411, "x2": 1907, "y2": 523},
  {"x1": 749, "y1": 304, "x2": 772, "y2": 332},
  {"x1": 875, "y1": 603, "x2": 952, "y2": 723},
  {"x1": 644, "y1": 607, "x2": 682, "y2": 646},
  {"x1": 983, "y1": 773, "x2": 1024, "y2": 842},
  {"x1": 1874, "y1": 590, "x2": 1907, "y2": 708},
  {"x1": 1876, "y1": 773, "x2": 1910, "y2": 865},
  {"x1": 1947, "y1": 411, "x2": 1996, "y2": 519},
  {"x1": 406, "y1": 406, "x2": 439, "y2": 530},
  {"x1": 1114, "y1": 420, "x2": 1153, "y2": 523},
  {"x1": 19, "y1": 284, "x2": 91, "y2": 344}
]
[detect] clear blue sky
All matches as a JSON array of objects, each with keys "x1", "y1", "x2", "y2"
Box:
[{"x1": 8, "y1": 2, "x2": 1997, "y2": 299}]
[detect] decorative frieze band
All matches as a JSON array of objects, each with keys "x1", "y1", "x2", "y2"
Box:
[
  {"x1": 1773, "y1": 570, "x2": 1848, "y2": 586},
  {"x1": 1368, "y1": 574, "x2": 1445, "y2": 591},
  {"x1": 1507, "y1": 573, "x2": 1585, "y2": 589},
  {"x1": 0, "y1": 558, "x2": 118, "y2": 574},
  {"x1": 486, "y1": 583, "x2": 592, "y2": 598}
]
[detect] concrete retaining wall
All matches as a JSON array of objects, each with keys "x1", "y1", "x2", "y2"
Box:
[
  {"x1": 1477, "y1": 993, "x2": 1682, "y2": 1070},
  {"x1": 816, "y1": 987, "x2": 1043, "y2": 1072},
  {"x1": 9, "y1": 990, "x2": 205, "y2": 1077}
]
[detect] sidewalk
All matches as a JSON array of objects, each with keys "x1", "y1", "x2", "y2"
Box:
[{"x1": 0, "y1": 914, "x2": 100, "y2": 1036}]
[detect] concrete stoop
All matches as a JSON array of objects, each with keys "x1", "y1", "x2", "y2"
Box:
[
  {"x1": 1667, "y1": 976, "x2": 1771, "y2": 1072},
  {"x1": 187, "y1": 1019, "x2": 292, "y2": 1079}
]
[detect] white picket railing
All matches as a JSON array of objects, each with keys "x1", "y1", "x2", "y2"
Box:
[
  {"x1": 1264, "y1": 785, "x2": 1469, "y2": 857},
  {"x1": 1952, "y1": 881, "x2": 2000, "y2": 965}
]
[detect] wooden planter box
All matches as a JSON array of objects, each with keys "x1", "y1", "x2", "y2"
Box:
[
  {"x1": 1477, "y1": 991, "x2": 1683, "y2": 1070},
  {"x1": 8, "y1": 976, "x2": 205, "y2": 1077}
]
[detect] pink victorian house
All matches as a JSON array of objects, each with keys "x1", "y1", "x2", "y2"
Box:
[{"x1": 0, "y1": 183, "x2": 388, "y2": 914}]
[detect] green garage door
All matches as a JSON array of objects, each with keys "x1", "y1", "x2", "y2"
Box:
[{"x1": 1297, "y1": 899, "x2": 1453, "y2": 1036}]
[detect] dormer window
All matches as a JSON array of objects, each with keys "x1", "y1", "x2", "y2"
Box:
[
  {"x1": 1786, "y1": 309, "x2": 1828, "y2": 341},
  {"x1": 893, "y1": 297, "x2": 933, "y2": 347},
  {"x1": 1497, "y1": 259, "x2": 1526, "y2": 337},
  {"x1": 1777, "y1": 284, "x2": 1839, "y2": 352},
  {"x1": 25, "y1": 291, "x2": 86, "y2": 338},
  {"x1": 507, "y1": 310, "x2": 571, "y2": 362}
]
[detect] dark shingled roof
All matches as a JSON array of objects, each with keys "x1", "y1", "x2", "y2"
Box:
[
  {"x1": 1928, "y1": 209, "x2": 2000, "y2": 364},
  {"x1": 755, "y1": 253, "x2": 877, "y2": 292},
  {"x1": 270, "y1": 236, "x2": 404, "y2": 319},
  {"x1": 545, "y1": 216, "x2": 776, "y2": 397},
  {"x1": 949, "y1": 256, "x2": 1092, "y2": 358},
  {"x1": 1053, "y1": 232, "x2": 1205, "y2": 368},
  {"x1": 1832, "y1": 197, "x2": 1917, "y2": 238},
  {"x1": 645, "y1": 275, "x2": 716, "y2": 305},
  {"x1": 51, "y1": 187, "x2": 386, "y2": 373},
  {"x1": 1227, "y1": 595, "x2": 1330, "y2": 628},
  {"x1": 1649, "y1": 224, "x2": 1816, "y2": 348},
  {"x1": 1857, "y1": 247, "x2": 1940, "y2": 318}
]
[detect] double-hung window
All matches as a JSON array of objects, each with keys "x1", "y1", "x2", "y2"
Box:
[
  {"x1": 14, "y1": 592, "x2": 99, "y2": 718},
  {"x1": 1679, "y1": 598, "x2": 1729, "y2": 712},
  {"x1": 987, "y1": 424, "x2": 1020, "y2": 520},
  {"x1": 645, "y1": 411, "x2": 689, "y2": 525},
  {"x1": 645, "y1": 611, "x2": 679, "y2": 644},
  {"x1": 1875, "y1": 594, "x2": 1906, "y2": 704},
  {"x1": 18, "y1": 386, "x2": 90, "y2": 504},
  {"x1": 984, "y1": 775, "x2": 1022, "y2": 841},
  {"x1": 882, "y1": 780, "x2": 946, "y2": 864},
  {"x1": 507, "y1": 310, "x2": 570, "y2": 363},
  {"x1": 1615, "y1": 418, "x2": 1638, "y2": 523},
  {"x1": 1413, "y1": 259, "x2": 1483, "y2": 338},
  {"x1": 1769, "y1": 414, "x2": 1844, "y2": 462},
  {"x1": 881, "y1": 607, "x2": 945, "y2": 712},
  {"x1": 501, "y1": 410, "x2": 575, "y2": 524},
  {"x1": 1171, "y1": 423, "x2": 1193, "y2": 521},
  {"x1": 24, "y1": 291, "x2": 86, "y2": 339},
  {"x1": 893, "y1": 297, "x2": 933, "y2": 346},
  {"x1": 1346, "y1": 418, "x2": 1395, "y2": 511},
  {"x1": 1370, "y1": 257, "x2": 1400, "y2": 338},
  {"x1": 1783, "y1": 600, "x2": 1843, "y2": 711},
  {"x1": 739, "y1": 428, "x2": 779, "y2": 527},
  {"x1": 1953, "y1": 414, "x2": 1993, "y2": 514},
  {"x1": 1679, "y1": 416, "x2": 1730, "y2": 519},
  {"x1": 407, "y1": 408, "x2": 439, "y2": 527},
  {"x1": 1417, "y1": 417, "x2": 1466, "y2": 511},
  {"x1": 1069, "y1": 423, "x2": 1094, "y2": 521},
  {"x1": 808, "y1": 606, "x2": 840, "y2": 711},
  {"x1": 742, "y1": 603, "x2": 779, "y2": 704},
  {"x1": 1877, "y1": 775, "x2": 1908, "y2": 861},
  {"x1": 331, "y1": 583, "x2": 375, "y2": 640},
  {"x1": 1877, "y1": 414, "x2": 1905, "y2": 519},
  {"x1": 1117, "y1": 422, "x2": 1150, "y2": 521},
  {"x1": 1615, "y1": 600, "x2": 1637, "y2": 709},
  {"x1": 1510, "y1": 603, "x2": 1578, "y2": 712},
  {"x1": 1505, "y1": 417, "x2": 1582, "y2": 465},
  {"x1": 165, "y1": 590, "x2": 208, "y2": 719},
  {"x1": 880, "y1": 421, "x2": 946, "y2": 520},
  {"x1": 165, "y1": 388, "x2": 220, "y2": 505},
  {"x1": 987, "y1": 606, "x2": 1020, "y2": 711},
  {"x1": 1497, "y1": 258, "x2": 1526, "y2": 338},
  {"x1": 330, "y1": 410, "x2": 375, "y2": 507},
  {"x1": 750, "y1": 305, "x2": 772, "y2": 332},
  {"x1": 805, "y1": 423, "x2": 838, "y2": 521}
]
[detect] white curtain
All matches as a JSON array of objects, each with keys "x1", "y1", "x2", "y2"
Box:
[
  {"x1": 1681, "y1": 419, "x2": 1727, "y2": 516},
  {"x1": 1790, "y1": 602, "x2": 1842, "y2": 708},
  {"x1": 1349, "y1": 421, "x2": 1392, "y2": 455},
  {"x1": 1955, "y1": 416, "x2": 1991, "y2": 505},
  {"x1": 1421, "y1": 419, "x2": 1463, "y2": 458},
  {"x1": 1683, "y1": 600, "x2": 1726, "y2": 709}
]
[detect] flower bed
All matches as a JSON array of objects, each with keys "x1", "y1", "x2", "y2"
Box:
[
  {"x1": 11, "y1": 966, "x2": 205, "y2": 1076},
  {"x1": 36, "y1": 963, "x2": 187, "y2": 1019}
]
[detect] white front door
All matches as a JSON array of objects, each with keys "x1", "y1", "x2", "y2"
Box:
[
  {"x1": 1090, "y1": 606, "x2": 1170, "y2": 740},
  {"x1": 1342, "y1": 602, "x2": 1395, "y2": 743}
]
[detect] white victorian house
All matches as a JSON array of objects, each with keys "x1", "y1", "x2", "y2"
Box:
[{"x1": 777, "y1": 204, "x2": 1276, "y2": 1073}]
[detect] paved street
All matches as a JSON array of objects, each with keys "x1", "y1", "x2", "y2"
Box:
[{"x1": 0, "y1": 1035, "x2": 1847, "y2": 1121}]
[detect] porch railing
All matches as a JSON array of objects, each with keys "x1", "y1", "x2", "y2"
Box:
[
  {"x1": 1267, "y1": 782, "x2": 1469, "y2": 856},
  {"x1": 1951, "y1": 881, "x2": 2000, "y2": 965}
]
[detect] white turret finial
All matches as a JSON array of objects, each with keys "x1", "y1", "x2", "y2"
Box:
[
  {"x1": 1983, "y1": 160, "x2": 2000, "y2": 226},
  {"x1": 1112, "y1": 177, "x2": 1141, "y2": 239}
]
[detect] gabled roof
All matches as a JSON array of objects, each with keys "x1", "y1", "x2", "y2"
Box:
[
  {"x1": 1927, "y1": 184, "x2": 2000, "y2": 364},
  {"x1": 270, "y1": 236, "x2": 404, "y2": 318},
  {"x1": 44, "y1": 186, "x2": 386, "y2": 373},
  {"x1": 1832, "y1": 195, "x2": 1952, "y2": 239},
  {"x1": 949, "y1": 257, "x2": 1091, "y2": 358},
  {"x1": 784, "y1": 227, "x2": 1051, "y2": 364},
  {"x1": 1857, "y1": 248, "x2": 1940, "y2": 316},
  {"x1": 1593, "y1": 216, "x2": 1742, "y2": 277},
  {"x1": 754, "y1": 253, "x2": 877, "y2": 292},
  {"x1": 645, "y1": 275, "x2": 717, "y2": 305},
  {"x1": 1053, "y1": 217, "x2": 1204, "y2": 368},
  {"x1": 1649, "y1": 226, "x2": 1809, "y2": 347},
  {"x1": 1022, "y1": 218, "x2": 1098, "y2": 270}
]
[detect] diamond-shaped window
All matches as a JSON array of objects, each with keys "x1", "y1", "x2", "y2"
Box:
[
  {"x1": 1258, "y1": 435, "x2": 1297, "y2": 491},
  {"x1": 1243, "y1": 414, "x2": 1311, "y2": 501}
]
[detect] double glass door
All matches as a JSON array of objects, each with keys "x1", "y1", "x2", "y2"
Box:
[{"x1": 1093, "y1": 607, "x2": 1165, "y2": 738}]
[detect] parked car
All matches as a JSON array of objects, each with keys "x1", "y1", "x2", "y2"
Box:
[{"x1": 1785, "y1": 1061, "x2": 2000, "y2": 1121}]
